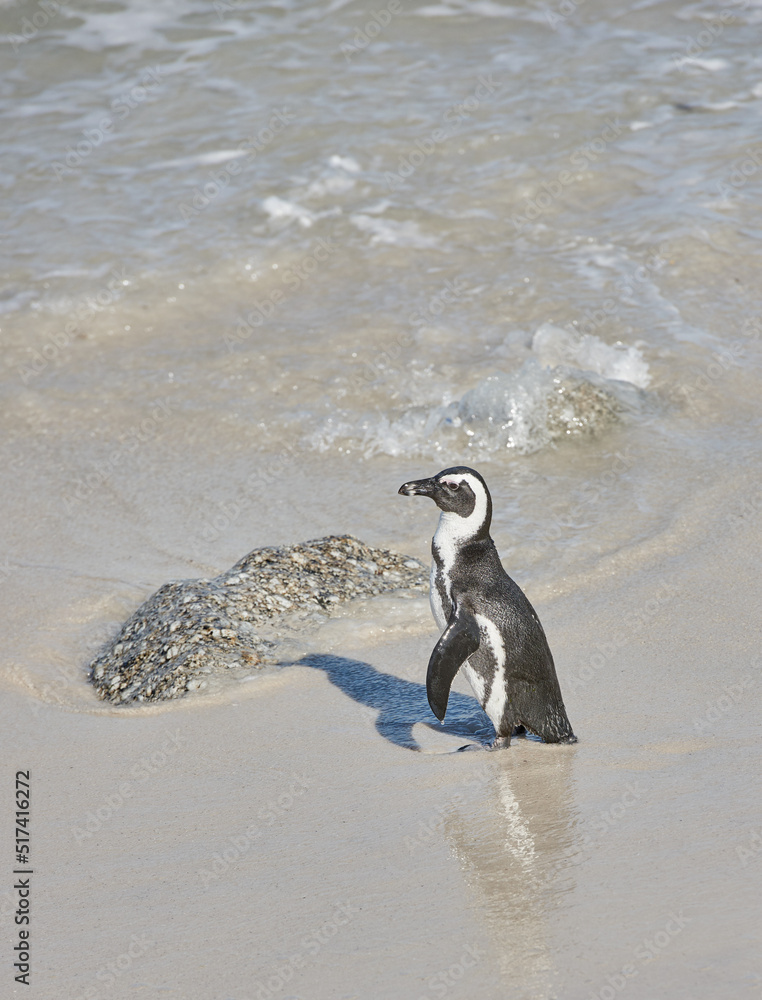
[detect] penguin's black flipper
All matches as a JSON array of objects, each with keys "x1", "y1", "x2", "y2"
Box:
[{"x1": 426, "y1": 606, "x2": 480, "y2": 722}]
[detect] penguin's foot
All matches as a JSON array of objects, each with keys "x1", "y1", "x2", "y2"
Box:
[{"x1": 488, "y1": 735, "x2": 512, "y2": 751}]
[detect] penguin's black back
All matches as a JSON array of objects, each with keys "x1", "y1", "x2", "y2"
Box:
[{"x1": 448, "y1": 536, "x2": 576, "y2": 743}]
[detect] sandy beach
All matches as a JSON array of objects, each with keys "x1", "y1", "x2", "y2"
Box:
[{"x1": 2, "y1": 438, "x2": 761, "y2": 998}]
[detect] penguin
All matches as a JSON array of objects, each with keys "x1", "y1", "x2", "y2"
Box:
[{"x1": 398, "y1": 466, "x2": 576, "y2": 749}]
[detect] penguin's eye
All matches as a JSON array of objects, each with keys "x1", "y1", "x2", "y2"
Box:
[{"x1": 444, "y1": 481, "x2": 459, "y2": 491}]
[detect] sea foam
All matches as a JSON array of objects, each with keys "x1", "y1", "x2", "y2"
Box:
[{"x1": 309, "y1": 328, "x2": 650, "y2": 459}]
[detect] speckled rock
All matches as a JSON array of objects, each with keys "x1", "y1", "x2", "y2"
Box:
[
  {"x1": 544, "y1": 368, "x2": 626, "y2": 439},
  {"x1": 89, "y1": 535, "x2": 427, "y2": 704}
]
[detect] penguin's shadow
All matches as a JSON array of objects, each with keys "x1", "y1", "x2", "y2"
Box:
[{"x1": 297, "y1": 653, "x2": 495, "y2": 752}]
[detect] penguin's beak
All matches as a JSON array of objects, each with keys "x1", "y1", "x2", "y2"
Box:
[{"x1": 398, "y1": 477, "x2": 438, "y2": 498}]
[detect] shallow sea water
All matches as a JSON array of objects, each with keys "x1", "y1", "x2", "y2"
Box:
[{"x1": 1, "y1": 0, "x2": 761, "y2": 997}]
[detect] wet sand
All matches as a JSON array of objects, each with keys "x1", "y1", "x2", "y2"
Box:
[{"x1": 2, "y1": 443, "x2": 760, "y2": 1000}]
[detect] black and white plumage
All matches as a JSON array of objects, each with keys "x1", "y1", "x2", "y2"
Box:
[{"x1": 398, "y1": 466, "x2": 576, "y2": 749}]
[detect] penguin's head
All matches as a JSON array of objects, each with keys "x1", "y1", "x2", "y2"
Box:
[{"x1": 398, "y1": 466, "x2": 492, "y2": 530}]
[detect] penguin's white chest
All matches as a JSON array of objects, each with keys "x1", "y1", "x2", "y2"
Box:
[
  {"x1": 430, "y1": 517, "x2": 460, "y2": 631},
  {"x1": 429, "y1": 561, "x2": 448, "y2": 632},
  {"x1": 428, "y1": 500, "x2": 507, "y2": 726},
  {"x1": 474, "y1": 613, "x2": 508, "y2": 727}
]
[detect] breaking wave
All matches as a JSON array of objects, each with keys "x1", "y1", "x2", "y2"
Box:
[{"x1": 308, "y1": 327, "x2": 651, "y2": 459}]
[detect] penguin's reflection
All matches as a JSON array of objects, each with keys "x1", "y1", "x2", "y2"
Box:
[
  {"x1": 443, "y1": 750, "x2": 578, "y2": 998},
  {"x1": 298, "y1": 653, "x2": 580, "y2": 995}
]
